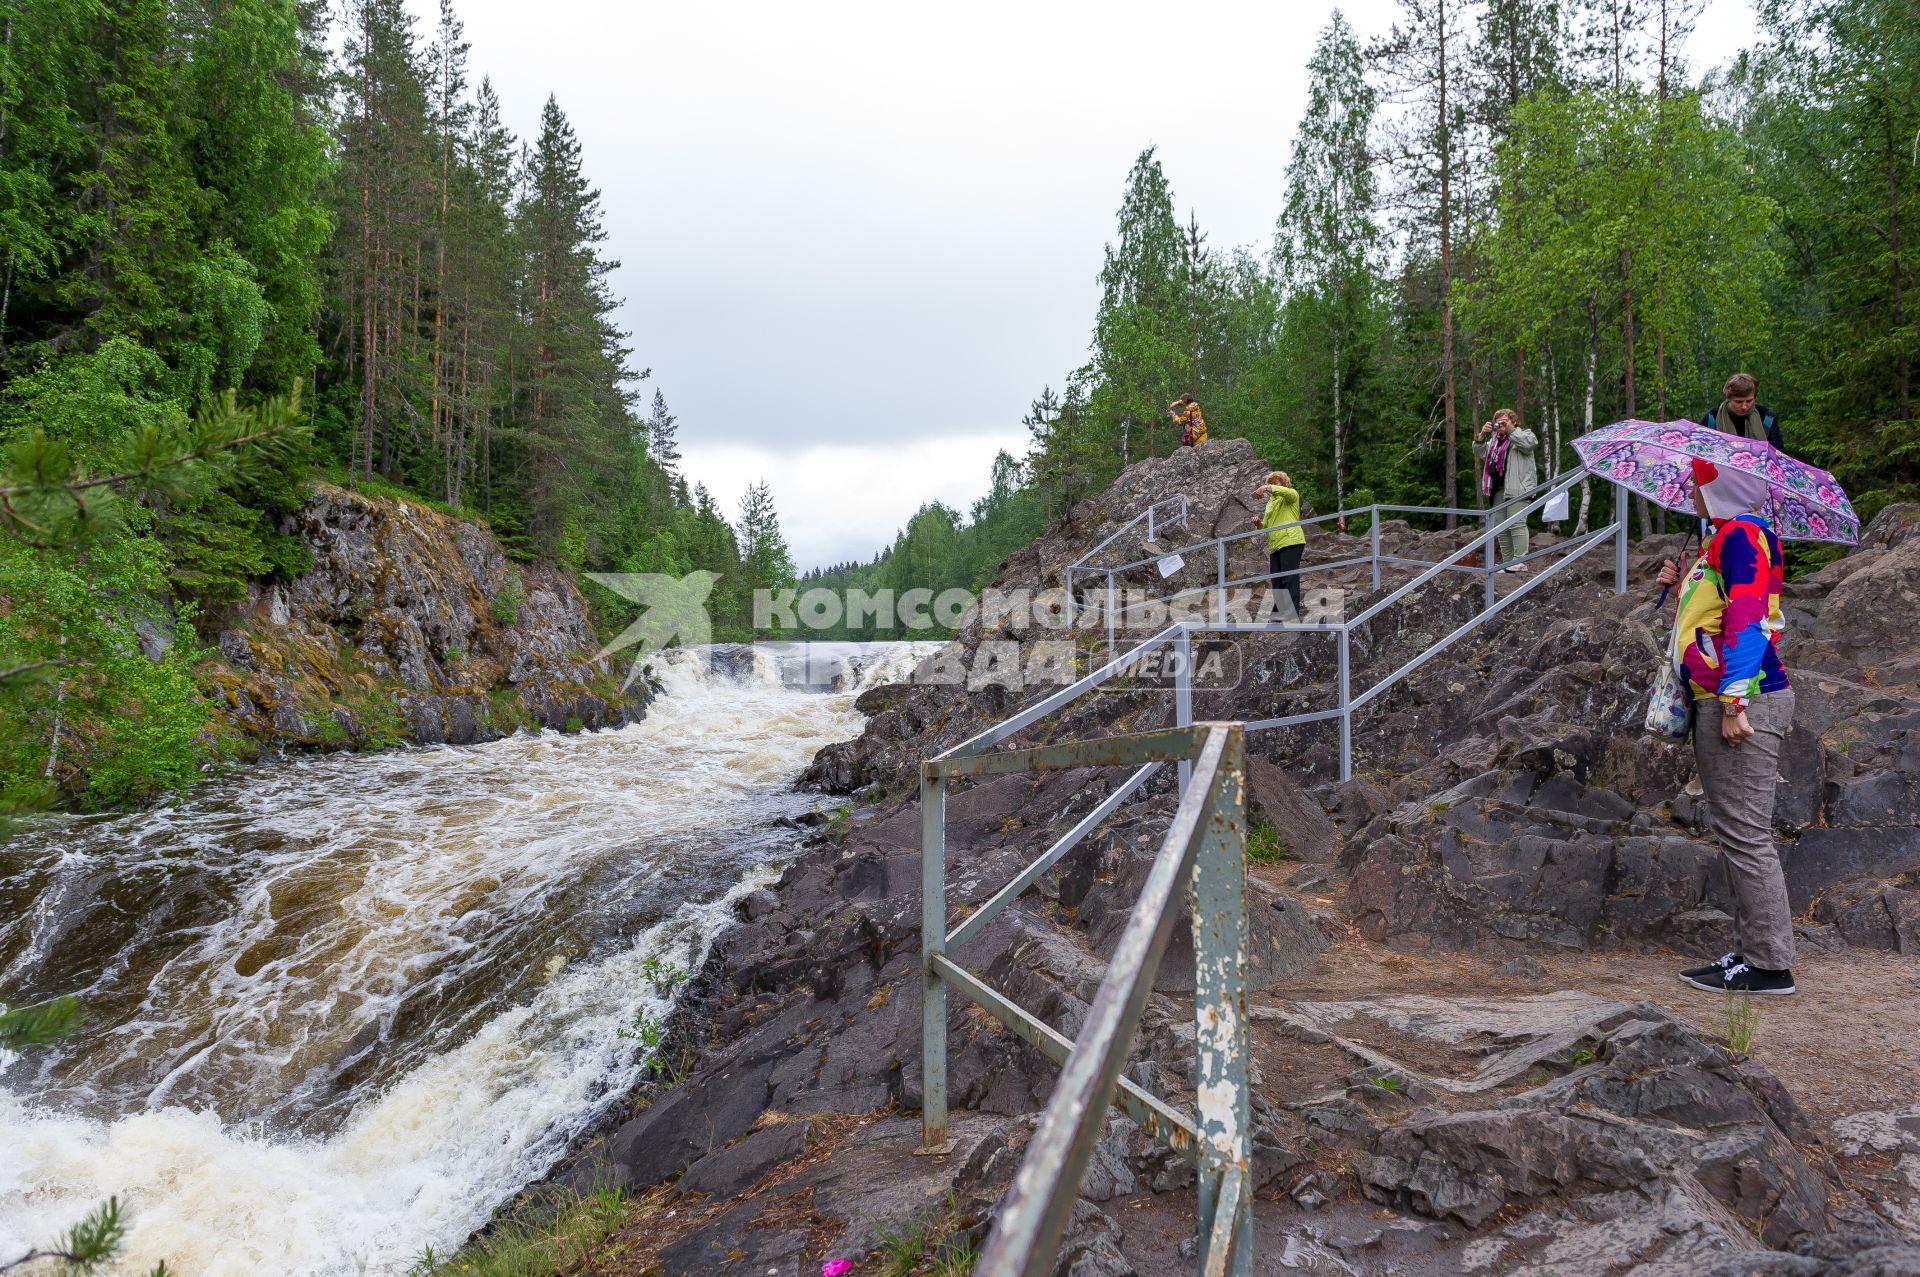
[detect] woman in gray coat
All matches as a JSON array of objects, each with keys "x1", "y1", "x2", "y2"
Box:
[{"x1": 1473, "y1": 408, "x2": 1537, "y2": 573}]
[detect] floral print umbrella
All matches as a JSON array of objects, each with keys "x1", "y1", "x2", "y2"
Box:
[{"x1": 1572, "y1": 418, "x2": 1859, "y2": 545}]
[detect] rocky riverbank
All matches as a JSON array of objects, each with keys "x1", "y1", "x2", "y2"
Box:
[
  {"x1": 195, "y1": 483, "x2": 647, "y2": 755},
  {"x1": 550, "y1": 440, "x2": 1920, "y2": 1276}
]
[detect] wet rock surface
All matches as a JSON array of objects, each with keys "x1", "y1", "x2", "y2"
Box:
[
  {"x1": 550, "y1": 443, "x2": 1918, "y2": 1273},
  {"x1": 198, "y1": 483, "x2": 646, "y2": 752}
]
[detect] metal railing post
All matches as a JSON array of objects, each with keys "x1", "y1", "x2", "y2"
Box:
[
  {"x1": 1612, "y1": 484, "x2": 1628, "y2": 595},
  {"x1": 919, "y1": 766, "x2": 954, "y2": 1154},
  {"x1": 1147, "y1": 503, "x2": 1156, "y2": 544},
  {"x1": 1215, "y1": 540, "x2": 1227, "y2": 625},
  {"x1": 1175, "y1": 627, "x2": 1194, "y2": 793},
  {"x1": 1337, "y1": 628, "x2": 1353, "y2": 782},
  {"x1": 1105, "y1": 572, "x2": 1117, "y2": 666},
  {"x1": 1369, "y1": 511, "x2": 1381, "y2": 593},
  {"x1": 1192, "y1": 725, "x2": 1251, "y2": 1277}
]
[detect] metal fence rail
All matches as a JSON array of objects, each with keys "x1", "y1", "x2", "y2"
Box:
[
  {"x1": 1079, "y1": 472, "x2": 1597, "y2": 645},
  {"x1": 1063, "y1": 494, "x2": 1191, "y2": 608},
  {"x1": 920, "y1": 723, "x2": 1252, "y2": 1277}
]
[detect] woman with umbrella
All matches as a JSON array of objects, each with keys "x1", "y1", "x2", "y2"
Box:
[
  {"x1": 1574, "y1": 420, "x2": 1858, "y2": 1000},
  {"x1": 1659, "y1": 459, "x2": 1797, "y2": 996}
]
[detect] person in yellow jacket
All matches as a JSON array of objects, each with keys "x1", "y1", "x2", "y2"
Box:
[
  {"x1": 1252, "y1": 470, "x2": 1306, "y2": 620},
  {"x1": 1171, "y1": 395, "x2": 1208, "y2": 447}
]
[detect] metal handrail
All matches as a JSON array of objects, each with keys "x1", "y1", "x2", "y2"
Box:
[
  {"x1": 1063, "y1": 494, "x2": 1191, "y2": 603},
  {"x1": 1079, "y1": 472, "x2": 1588, "y2": 643},
  {"x1": 922, "y1": 723, "x2": 1252, "y2": 1277}
]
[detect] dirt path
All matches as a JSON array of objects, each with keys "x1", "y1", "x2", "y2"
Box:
[{"x1": 1272, "y1": 929, "x2": 1920, "y2": 1128}]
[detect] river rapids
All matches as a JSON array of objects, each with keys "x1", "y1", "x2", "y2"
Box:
[{"x1": 0, "y1": 642, "x2": 931, "y2": 1275}]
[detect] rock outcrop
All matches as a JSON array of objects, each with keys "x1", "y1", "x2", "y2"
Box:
[
  {"x1": 546, "y1": 439, "x2": 1920, "y2": 1274},
  {"x1": 198, "y1": 483, "x2": 645, "y2": 752}
]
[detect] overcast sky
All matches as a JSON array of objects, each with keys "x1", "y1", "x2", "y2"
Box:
[{"x1": 408, "y1": 0, "x2": 1762, "y2": 569}]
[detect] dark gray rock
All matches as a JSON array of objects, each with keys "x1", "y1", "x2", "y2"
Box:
[
  {"x1": 575, "y1": 1054, "x2": 775, "y2": 1191},
  {"x1": 1245, "y1": 755, "x2": 1337, "y2": 862},
  {"x1": 1050, "y1": 1200, "x2": 1136, "y2": 1277},
  {"x1": 678, "y1": 1120, "x2": 808, "y2": 1198}
]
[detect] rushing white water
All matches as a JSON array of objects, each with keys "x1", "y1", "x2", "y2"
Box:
[{"x1": 0, "y1": 642, "x2": 932, "y2": 1276}]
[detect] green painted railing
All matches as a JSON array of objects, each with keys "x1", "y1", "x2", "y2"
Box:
[{"x1": 919, "y1": 723, "x2": 1252, "y2": 1277}]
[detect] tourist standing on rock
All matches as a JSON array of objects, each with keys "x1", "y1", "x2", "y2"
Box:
[
  {"x1": 1171, "y1": 394, "x2": 1208, "y2": 448},
  {"x1": 1254, "y1": 471, "x2": 1306, "y2": 620},
  {"x1": 1474, "y1": 408, "x2": 1537, "y2": 573},
  {"x1": 1702, "y1": 372, "x2": 1784, "y2": 450},
  {"x1": 1658, "y1": 458, "x2": 1798, "y2": 997}
]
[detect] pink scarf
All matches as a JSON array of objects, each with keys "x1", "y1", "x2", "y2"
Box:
[{"x1": 1481, "y1": 433, "x2": 1512, "y2": 498}]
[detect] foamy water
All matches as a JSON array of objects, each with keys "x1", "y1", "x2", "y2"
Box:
[{"x1": 0, "y1": 642, "x2": 933, "y2": 1275}]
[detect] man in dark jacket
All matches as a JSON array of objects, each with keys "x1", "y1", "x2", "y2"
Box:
[{"x1": 1703, "y1": 372, "x2": 1783, "y2": 450}]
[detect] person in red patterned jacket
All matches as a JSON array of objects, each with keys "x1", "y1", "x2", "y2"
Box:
[{"x1": 1657, "y1": 458, "x2": 1797, "y2": 997}]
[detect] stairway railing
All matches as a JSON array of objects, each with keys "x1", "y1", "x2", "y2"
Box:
[{"x1": 919, "y1": 471, "x2": 1632, "y2": 1275}]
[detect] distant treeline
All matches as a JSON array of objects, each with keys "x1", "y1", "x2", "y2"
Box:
[{"x1": 838, "y1": 0, "x2": 1915, "y2": 623}]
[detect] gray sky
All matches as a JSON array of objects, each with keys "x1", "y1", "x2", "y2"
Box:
[{"x1": 412, "y1": 0, "x2": 1762, "y2": 569}]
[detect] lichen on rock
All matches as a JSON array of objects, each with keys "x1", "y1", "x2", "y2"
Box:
[{"x1": 199, "y1": 482, "x2": 646, "y2": 754}]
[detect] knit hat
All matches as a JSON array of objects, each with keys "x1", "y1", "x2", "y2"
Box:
[{"x1": 1691, "y1": 457, "x2": 1769, "y2": 522}]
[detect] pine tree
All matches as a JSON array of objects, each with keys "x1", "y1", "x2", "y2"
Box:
[
  {"x1": 1278, "y1": 10, "x2": 1384, "y2": 514},
  {"x1": 1374, "y1": 0, "x2": 1477, "y2": 520},
  {"x1": 647, "y1": 389, "x2": 681, "y2": 475},
  {"x1": 1091, "y1": 148, "x2": 1186, "y2": 463},
  {"x1": 515, "y1": 95, "x2": 637, "y2": 552},
  {"x1": 736, "y1": 479, "x2": 794, "y2": 595}
]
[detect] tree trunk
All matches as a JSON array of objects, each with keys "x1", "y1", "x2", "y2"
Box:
[
  {"x1": 1514, "y1": 342, "x2": 1526, "y2": 431},
  {"x1": 1576, "y1": 296, "x2": 1599, "y2": 535},
  {"x1": 1622, "y1": 251, "x2": 1650, "y2": 537},
  {"x1": 1331, "y1": 320, "x2": 1345, "y2": 514},
  {"x1": 1891, "y1": 100, "x2": 1911, "y2": 423},
  {"x1": 1438, "y1": 0, "x2": 1459, "y2": 527}
]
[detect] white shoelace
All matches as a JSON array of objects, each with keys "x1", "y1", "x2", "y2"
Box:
[
  {"x1": 1715, "y1": 952, "x2": 1738, "y2": 968},
  {"x1": 1724, "y1": 962, "x2": 1751, "y2": 980}
]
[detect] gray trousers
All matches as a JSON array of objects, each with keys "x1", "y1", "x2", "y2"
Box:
[
  {"x1": 1693, "y1": 689, "x2": 1797, "y2": 970},
  {"x1": 1493, "y1": 487, "x2": 1530, "y2": 565}
]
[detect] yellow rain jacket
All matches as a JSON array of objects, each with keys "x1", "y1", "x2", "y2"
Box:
[{"x1": 1262, "y1": 486, "x2": 1305, "y2": 551}]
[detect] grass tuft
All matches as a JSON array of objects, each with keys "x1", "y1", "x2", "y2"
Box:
[
  {"x1": 1246, "y1": 816, "x2": 1293, "y2": 863},
  {"x1": 873, "y1": 1193, "x2": 980, "y2": 1277},
  {"x1": 1725, "y1": 990, "x2": 1763, "y2": 1056},
  {"x1": 406, "y1": 1184, "x2": 654, "y2": 1277}
]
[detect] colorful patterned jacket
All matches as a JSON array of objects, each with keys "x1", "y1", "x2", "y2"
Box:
[
  {"x1": 1175, "y1": 403, "x2": 1208, "y2": 447},
  {"x1": 1670, "y1": 513, "x2": 1790, "y2": 709}
]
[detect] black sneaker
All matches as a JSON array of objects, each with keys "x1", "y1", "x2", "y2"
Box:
[
  {"x1": 1681, "y1": 961, "x2": 1796, "y2": 996},
  {"x1": 1678, "y1": 952, "x2": 1741, "y2": 985}
]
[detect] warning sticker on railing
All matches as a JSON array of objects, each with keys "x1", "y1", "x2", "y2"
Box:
[{"x1": 1155, "y1": 553, "x2": 1185, "y2": 578}]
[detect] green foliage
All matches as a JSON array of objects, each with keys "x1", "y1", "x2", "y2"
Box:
[
  {"x1": 405, "y1": 1183, "x2": 645, "y2": 1277},
  {"x1": 1730, "y1": 0, "x2": 1920, "y2": 513},
  {"x1": 490, "y1": 573, "x2": 526, "y2": 626},
  {"x1": 0, "y1": 994, "x2": 82, "y2": 1050},
  {"x1": 1245, "y1": 817, "x2": 1292, "y2": 864},
  {"x1": 874, "y1": 1194, "x2": 980, "y2": 1277},
  {"x1": 640, "y1": 956, "x2": 685, "y2": 994},
  {"x1": 0, "y1": 532, "x2": 207, "y2": 808}
]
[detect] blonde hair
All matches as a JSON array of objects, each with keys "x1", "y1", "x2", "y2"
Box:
[{"x1": 1266, "y1": 471, "x2": 1287, "y2": 485}]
